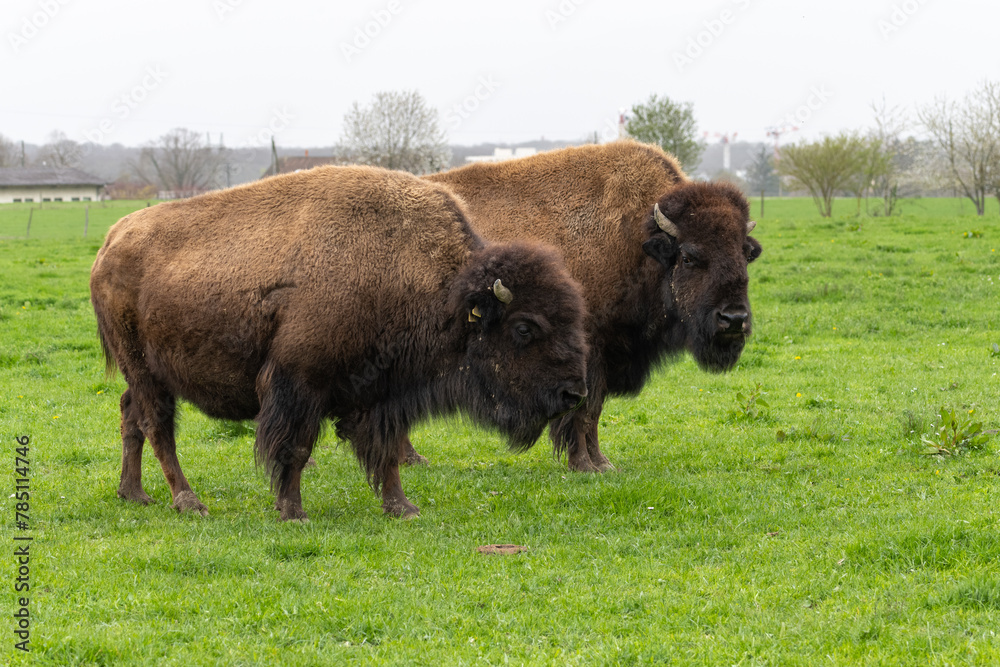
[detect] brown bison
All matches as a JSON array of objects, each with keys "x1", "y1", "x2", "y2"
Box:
[
  {"x1": 406, "y1": 140, "x2": 762, "y2": 472},
  {"x1": 90, "y1": 165, "x2": 588, "y2": 520}
]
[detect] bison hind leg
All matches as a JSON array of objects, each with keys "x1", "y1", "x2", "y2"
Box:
[
  {"x1": 117, "y1": 388, "x2": 154, "y2": 505},
  {"x1": 130, "y1": 382, "x2": 208, "y2": 516}
]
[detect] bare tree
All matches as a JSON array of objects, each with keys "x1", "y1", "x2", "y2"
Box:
[
  {"x1": 625, "y1": 94, "x2": 704, "y2": 170},
  {"x1": 340, "y1": 90, "x2": 450, "y2": 174},
  {"x1": 0, "y1": 133, "x2": 18, "y2": 167},
  {"x1": 918, "y1": 80, "x2": 1000, "y2": 216},
  {"x1": 36, "y1": 130, "x2": 83, "y2": 168},
  {"x1": 843, "y1": 136, "x2": 892, "y2": 215},
  {"x1": 859, "y1": 100, "x2": 912, "y2": 216},
  {"x1": 778, "y1": 133, "x2": 868, "y2": 217},
  {"x1": 131, "y1": 128, "x2": 225, "y2": 198},
  {"x1": 744, "y1": 145, "x2": 778, "y2": 217}
]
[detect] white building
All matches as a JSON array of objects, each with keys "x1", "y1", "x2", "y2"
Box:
[
  {"x1": 0, "y1": 168, "x2": 105, "y2": 204},
  {"x1": 465, "y1": 147, "x2": 538, "y2": 164}
]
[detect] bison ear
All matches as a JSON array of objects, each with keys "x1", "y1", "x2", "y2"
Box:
[
  {"x1": 745, "y1": 236, "x2": 762, "y2": 263},
  {"x1": 462, "y1": 290, "x2": 504, "y2": 330},
  {"x1": 643, "y1": 236, "x2": 678, "y2": 268}
]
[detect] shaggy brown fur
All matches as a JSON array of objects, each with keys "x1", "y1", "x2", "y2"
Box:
[
  {"x1": 91, "y1": 165, "x2": 588, "y2": 520},
  {"x1": 417, "y1": 140, "x2": 762, "y2": 471}
]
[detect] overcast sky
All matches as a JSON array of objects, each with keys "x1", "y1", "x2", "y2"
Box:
[{"x1": 2, "y1": 0, "x2": 995, "y2": 151}]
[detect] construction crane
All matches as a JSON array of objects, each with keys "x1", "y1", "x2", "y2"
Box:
[
  {"x1": 765, "y1": 125, "x2": 798, "y2": 160},
  {"x1": 765, "y1": 125, "x2": 798, "y2": 196}
]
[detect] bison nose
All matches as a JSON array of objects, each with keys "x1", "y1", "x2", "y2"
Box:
[
  {"x1": 554, "y1": 381, "x2": 588, "y2": 417},
  {"x1": 717, "y1": 307, "x2": 749, "y2": 333}
]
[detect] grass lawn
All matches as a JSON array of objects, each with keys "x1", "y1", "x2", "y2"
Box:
[{"x1": 1, "y1": 196, "x2": 999, "y2": 665}]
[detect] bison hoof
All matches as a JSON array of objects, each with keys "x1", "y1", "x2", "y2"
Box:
[
  {"x1": 118, "y1": 486, "x2": 155, "y2": 505},
  {"x1": 275, "y1": 498, "x2": 309, "y2": 521},
  {"x1": 591, "y1": 455, "x2": 616, "y2": 472},
  {"x1": 171, "y1": 490, "x2": 209, "y2": 516},
  {"x1": 382, "y1": 498, "x2": 420, "y2": 519},
  {"x1": 403, "y1": 451, "x2": 430, "y2": 466},
  {"x1": 567, "y1": 457, "x2": 601, "y2": 473},
  {"x1": 278, "y1": 507, "x2": 309, "y2": 522}
]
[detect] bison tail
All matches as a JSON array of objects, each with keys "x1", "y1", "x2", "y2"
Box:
[
  {"x1": 91, "y1": 298, "x2": 121, "y2": 379},
  {"x1": 97, "y1": 328, "x2": 119, "y2": 379}
]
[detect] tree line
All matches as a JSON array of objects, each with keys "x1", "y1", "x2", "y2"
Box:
[
  {"x1": 741, "y1": 82, "x2": 1000, "y2": 218},
  {"x1": 3, "y1": 82, "x2": 999, "y2": 216}
]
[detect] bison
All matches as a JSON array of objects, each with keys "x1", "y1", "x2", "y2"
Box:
[
  {"x1": 90, "y1": 165, "x2": 589, "y2": 520},
  {"x1": 402, "y1": 140, "x2": 762, "y2": 472}
]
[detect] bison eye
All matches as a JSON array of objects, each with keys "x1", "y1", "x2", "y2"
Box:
[
  {"x1": 681, "y1": 253, "x2": 693, "y2": 266},
  {"x1": 513, "y1": 322, "x2": 533, "y2": 342}
]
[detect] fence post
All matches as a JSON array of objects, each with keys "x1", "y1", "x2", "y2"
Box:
[
  {"x1": 26, "y1": 208, "x2": 33, "y2": 238},
  {"x1": 84, "y1": 205, "x2": 89, "y2": 238}
]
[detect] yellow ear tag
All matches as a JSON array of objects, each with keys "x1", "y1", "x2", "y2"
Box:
[{"x1": 472, "y1": 305, "x2": 481, "y2": 318}]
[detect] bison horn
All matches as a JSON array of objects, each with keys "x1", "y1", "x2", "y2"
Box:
[
  {"x1": 653, "y1": 203, "x2": 679, "y2": 237},
  {"x1": 492, "y1": 278, "x2": 513, "y2": 304},
  {"x1": 747, "y1": 219, "x2": 757, "y2": 233}
]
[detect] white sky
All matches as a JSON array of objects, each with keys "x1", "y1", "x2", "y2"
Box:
[{"x1": 2, "y1": 0, "x2": 995, "y2": 149}]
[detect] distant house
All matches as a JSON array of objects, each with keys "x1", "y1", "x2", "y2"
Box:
[
  {"x1": 261, "y1": 151, "x2": 350, "y2": 178},
  {"x1": 0, "y1": 167, "x2": 105, "y2": 204},
  {"x1": 465, "y1": 147, "x2": 538, "y2": 164}
]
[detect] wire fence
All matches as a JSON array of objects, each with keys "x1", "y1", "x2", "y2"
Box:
[{"x1": 0, "y1": 201, "x2": 153, "y2": 241}]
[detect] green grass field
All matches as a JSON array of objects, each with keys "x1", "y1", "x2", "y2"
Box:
[{"x1": 1, "y1": 196, "x2": 999, "y2": 665}]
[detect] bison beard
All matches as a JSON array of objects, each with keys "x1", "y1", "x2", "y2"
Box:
[{"x1": 91, "y1": 165, "x2": 588, "y2": 521}]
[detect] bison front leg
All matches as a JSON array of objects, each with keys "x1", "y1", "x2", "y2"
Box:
[
  {"x1": 565, "y1": 416, "x2": 600, "y2": 473},
  {"x1": 380, "y1": 457, "x2": 420, "y2": 518},
  {"x1": 117, "y1": 388, "x2": 154, "y2": 505},
  {"x1": 255, "y1": 364, "x2": 323, "y2": 522},
  {"x1": 583, "y1": 406, "x2": 614, "y2": 472},
  {"x1": 345, "y1": 423, "x2": 420, "y2": 518},
  {"x1": 550, "y1": 403, "x2": 613, "y2": 473}
]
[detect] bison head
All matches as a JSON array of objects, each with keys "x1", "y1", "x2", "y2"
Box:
[
  {"x1": 449, "y1": 242, "x2": 589, "y2": 448},
  {"x1": 641, "y1": 181, "x2": 762, "y2": 372}
]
